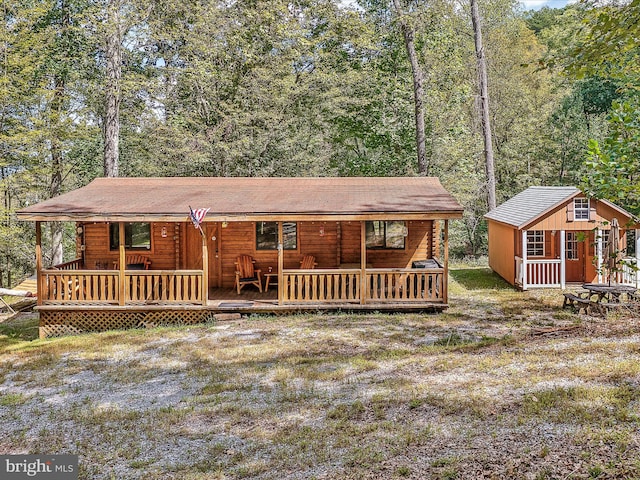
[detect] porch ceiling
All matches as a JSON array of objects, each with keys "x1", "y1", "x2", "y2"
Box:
[{"x1": 17, "y1": 177, "x2": 464, "y2": 222}]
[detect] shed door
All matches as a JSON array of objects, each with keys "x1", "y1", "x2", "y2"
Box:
[{"x1": 565, "y1": 232, "x2": 585, "y2": 282}]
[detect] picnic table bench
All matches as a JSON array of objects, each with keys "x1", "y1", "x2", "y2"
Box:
[{"x1": 562, "y1": 292, "x2": 592, "y2": 314}]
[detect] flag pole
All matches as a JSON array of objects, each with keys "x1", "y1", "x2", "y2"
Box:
[{"x1": 189, "y1": 205, "x2": 206, "y2": 237}]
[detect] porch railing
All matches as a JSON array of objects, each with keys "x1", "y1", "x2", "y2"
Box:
[
  {"x1": 366, "y1": 269, "x2": 443, "y2": 302},
  {"x1": 41, "y1": 270, "x2": 120, "y2": 303},
  {"x1": 618, "y1": 257, "x2": 638, "y2": 287},
  {"x1": 39, "y1": 269, "x2": 204, "y2": 304},
  {"x1": 282, "y1": 268, "x2": 445, "y2": 304},
  {"x1": 516, "y1": 256, "x2": 562, "y2": 289},
  {"x1": 53, "y1": 258, "x2": 84, "y2": 270},
  {"x1": 282, "y1": 269, "x2": 361, "y2": 303},
  {"x1": 125, "y1": 271, "x2": 203, "y2": 303}
]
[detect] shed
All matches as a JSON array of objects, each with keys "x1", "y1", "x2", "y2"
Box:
[{"x1": 485, "y1": 186, "x2": 639, "y2": 289}]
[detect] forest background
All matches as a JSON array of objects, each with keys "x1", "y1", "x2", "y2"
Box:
[{"x1": 1, "y1": 0, "x2": 638, "y2": 288}]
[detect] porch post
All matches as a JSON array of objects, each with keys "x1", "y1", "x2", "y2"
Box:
[
  {"x1": 360, "y1": 221, "x2": 367, "y2": 304},
  {"x1": 443, "y1": 219, "x2": 449, "y2": 303},
  {"x1": 201, "y1": 229, "x2": 208, "y2": 306},
  {"x1": 560, "y1": 230, "x2": 566, "y2": 289},
  {"x1": 277, "y1": 222, "x2": 283, "y2": 305},
  {"x1": 636, "y1": 229, "x2": 640, "y2": 288},
  {"x1": 35, "y1": 222, "x2": 42, "y2": 307},
  {"x1": 596, "y1": 227, "x2": 603, "y2": 283},
  {"x1": 118, "y1": 222, "x2": 126, "y2": 306},
  {"x1": 521, "y1": 230, "x2": 528, "y2": 290}
]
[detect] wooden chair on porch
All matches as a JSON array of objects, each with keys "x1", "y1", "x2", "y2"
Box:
[
  {"x1": 300, "y1": 255, "x2": 318, "y2": 269},
  {"x1": 234, "y1": 255, "x2": 263, "y2": 294},
  {"x1": 112, "y1": 255, "x2": 151, "y2": 270}
]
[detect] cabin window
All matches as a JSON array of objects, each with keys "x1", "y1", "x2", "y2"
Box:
[
  {"x1": 574, "y1": 198, "x2": 590, "y2": 221},
  {"x1": 256, "y1": 222, "x2": 297, "y2": 250},
  {"x1": 526, "y1": 230, "x2": 544, "y2": 257},
  {"x1": 566, "y1": 232, "x2": 579, "y2": 260},
  {"x1": 109, "y1": 223, "x2": 151, "y2": 250},
  {"x1": 366, "y1": 221, "x2": 406, "y2": 249}
]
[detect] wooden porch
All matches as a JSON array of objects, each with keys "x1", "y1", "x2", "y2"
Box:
[
  {"x1": 36, "y1": 266, "x2": 448, "y2": 338},
  {"x1": 37, "y1": 265, "x2": 446, "y2": 308}
]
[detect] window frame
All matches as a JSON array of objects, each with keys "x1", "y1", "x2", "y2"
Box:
[
  {"x1": 365, "y1": 220, "x2": 406, "y2": 250},
  {"x1": 574, "y1": 198, "x2": 590, "y2": 221},
  {"x1": 109, "y1": 223, "x2": 152, "y2": 251},
  {"x1": 526, "y1": 230, "x2": 545, "y2": 257},
  {"x1": 255, "y1": 221, "x2": 298, "y2": 251}
]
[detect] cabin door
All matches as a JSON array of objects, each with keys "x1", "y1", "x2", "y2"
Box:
[
  {"x1": 184, "y1": 223, "x2": 220, "y2": 290},
  {"x1": 565, "y1": 231, "x2": 586, "y2": 282}
]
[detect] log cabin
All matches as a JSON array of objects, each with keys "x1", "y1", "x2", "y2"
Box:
[
  {"x1": 17, "y1": 177, "x2": 463, "y2": 337},
  {"x1": 485, "y1": 186, "x2": 640, "y2": 290}
]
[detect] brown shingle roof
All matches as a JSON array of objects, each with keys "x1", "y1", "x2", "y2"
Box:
[{"x1": 17, "y1": 177, "x2": 463, "y2": 221}]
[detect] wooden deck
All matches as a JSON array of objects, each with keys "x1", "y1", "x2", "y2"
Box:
[
  {"x1": 35, "y1": 267, "x2": 448, "y2": 337},
  {"x1": 37, "y1": 285, "x2": 446, "y2": 313}
]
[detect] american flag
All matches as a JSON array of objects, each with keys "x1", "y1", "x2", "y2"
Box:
[{"x1": 189, "y1": 206, "x2": 210, "y2": 230}]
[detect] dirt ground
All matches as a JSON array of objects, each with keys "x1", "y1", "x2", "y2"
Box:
[{"x1": 1, "y1": 267, "x2": 639, "y2": 479}]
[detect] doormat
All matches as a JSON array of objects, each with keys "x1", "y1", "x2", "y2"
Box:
[{"x1": 218, "y1": 302, "x2": 255, "y2": 308}]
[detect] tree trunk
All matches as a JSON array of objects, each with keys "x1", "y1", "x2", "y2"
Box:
[
  {"x1": 48, "y1": 0, "x2": 68, "y2": 266},
  {"x1": 471, "y1": 0, "x2": 496, "y2": 211},
  {"x1": 104, "y1": 0, "x2": 122, "y2": 177},
  {"x1": 392, "y1": 0, "x2": 428, "y2": 175},
  {"x1": 50, "y1": 75, "x2": 65, "y2": 266}
]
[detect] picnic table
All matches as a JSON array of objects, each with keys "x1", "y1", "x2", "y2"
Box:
[
  {"x1": 563, "y1": 283, "x2": 638, "y2": 315},
  {"x1": 582, "y1": 283, "x2": 637, "y2": 304}
]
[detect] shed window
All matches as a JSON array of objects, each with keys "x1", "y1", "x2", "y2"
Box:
[
  {"x1": 109, "y1": 223, "x2": 151, "y2": 250},
  {"x1": 366, "y1": 221, "x2": 406, "y2": 249},
  {"x1": 574, "y1": 198, "x2": 590, "y2": 221},
  {"x1": 256, "y1": 222, "x2": 297, "y2": 250},
  {"x1": 526, "y1": 231, "x2": 544, "y2": 257}
]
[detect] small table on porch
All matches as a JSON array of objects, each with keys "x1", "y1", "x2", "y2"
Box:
[{"x1": 264, "y1": 271, "x2": 278, "y2": 292}]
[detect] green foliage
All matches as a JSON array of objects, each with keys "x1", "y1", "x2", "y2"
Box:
[
  {"x1": 567, "y1": 0, "x2": 640, "y2": 86},
  {"x1": 3, "y1": 0, "x2": 622, "y2": 269},
  {"x1": 582, "y1": 101, "x2": 640, "y2": 215},
  {"x1": 523, "y1": 6, "x2": 568, "y2": 35}
]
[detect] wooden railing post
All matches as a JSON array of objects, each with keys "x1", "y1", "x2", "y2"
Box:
[
  {"x1": 278, "y1": 222, "x2": 284, "y2": 305},
  {"x1": 443, "y1": 220, "x2": 449, "y2": 303},
  {"x1": 35, "y1": 222, "x2": 42, "y2": 306},
  {"x1": 202, "y1": 229, "x2": 208, "y2": 306},
  {"x1": 360, "y1": 221, "x2": 367, "y2": 304},
  {"x1": 118, "y1": 222, "x2": 125, "y2": 305}
]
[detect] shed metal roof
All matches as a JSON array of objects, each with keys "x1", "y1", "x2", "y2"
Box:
[
  {"x1": 485, "y1": 186, "x2": 637, "y2": 229},
  {"x1": 17, "y1": 177, "x2": 464, "y2": 222},
  {"x1": 484, "y1": 186, "x2": 580, "y2": 228}
]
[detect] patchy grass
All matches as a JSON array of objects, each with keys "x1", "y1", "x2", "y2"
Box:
[{"x1": 1, "y1": 265, "x2": 639, "y2": 479}]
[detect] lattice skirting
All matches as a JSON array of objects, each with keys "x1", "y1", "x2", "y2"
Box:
[{"x1": 39, "y1": 309, "x2": 214, "y2": 338}]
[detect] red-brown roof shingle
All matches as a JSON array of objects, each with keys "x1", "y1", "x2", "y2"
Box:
[{"x1": 18, "y1": 177, "x2": 463, "y2": 221}]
